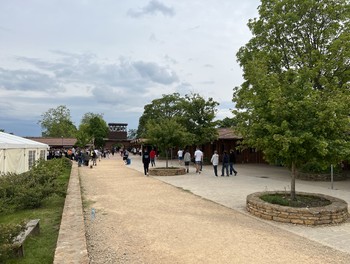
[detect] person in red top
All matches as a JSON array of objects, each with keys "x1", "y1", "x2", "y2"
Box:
[{"x1": 150, "y1": 148, "x2": 156, "y2": 167}]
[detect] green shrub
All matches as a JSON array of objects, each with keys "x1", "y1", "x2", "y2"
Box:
[
  {"x1": 0, "y1": 222, "x2": 25, "y2": 263},
  {"x1": 300, "y1": 160, "x2": 341, "y2": 174},
  {"x1": 0, "y1": 158, "x2": 71, "y2": 213},
  {"x1": 0, "y1": 158, "x2": 71, "y2": 263}
]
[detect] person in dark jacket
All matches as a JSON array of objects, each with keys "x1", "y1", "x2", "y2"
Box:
[
  {"x1": 221, "y1": 151, "x2": 229, "y2": 176},
  {"x1": 229, "y1": 149, "x2": 238, "y2": 176},
  {"x1": 142, "y1": 149, "x2": 151, "y2": 175}
]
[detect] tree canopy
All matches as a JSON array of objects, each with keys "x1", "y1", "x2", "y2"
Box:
[
  {"x1": 76, "y1": 112, "x2": 109, "y2": 148},
  {"x1": 181, "y1": 93, "x2": 219, "y2": 145},
  {"x1": 233, "y1": 0, "x2": 350, "y2": 198},
  {"x1": 137, "y1": 93, "x2": 184, "y2": 137},
  {"x1": 138, "y1": 92, "x2": 219, "y2": 146},
  {"x1": 146, "y1": 119, "x2": 194, "y2": 167},
  {"x1": 38, "y1": 105, "x2": 77, "y2": 137}
]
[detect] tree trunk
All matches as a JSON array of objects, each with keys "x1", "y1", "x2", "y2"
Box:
[{"x1": 291, "y1": 161, "x2": 296, "y2": 200}]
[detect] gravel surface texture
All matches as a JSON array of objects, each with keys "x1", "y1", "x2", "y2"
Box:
[{"x1": 80, "y1": 157, "x2": 350, "y2": 264}]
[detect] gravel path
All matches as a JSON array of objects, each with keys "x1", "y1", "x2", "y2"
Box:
[{"x1": 80, "y1": 157, "x2": 350, "y2": 264}]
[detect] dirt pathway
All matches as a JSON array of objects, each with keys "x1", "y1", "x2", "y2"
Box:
[{"x1": 80, "y1": 157, "x2": 350, "y2": 264}]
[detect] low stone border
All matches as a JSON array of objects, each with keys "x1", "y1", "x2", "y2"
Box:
[
  {"x1": 246, "y1": 191, "x2": 349, "y2": 225},
  {"x1": 149, "y1": 167, "x2": 186, "y2": 176},
  {"x1": 53, "y1": 163, "x2": 89, "y2": 264}
]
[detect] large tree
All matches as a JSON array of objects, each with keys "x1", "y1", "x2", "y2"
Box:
[
  {"x1": 138, "y1": 92, "x2": 219, "y2": 146},
  {"x1": 145, "y1": 119, "x2": 194, "y2": 167},
  {"x1": 233, "y1": 0, "x2": 350, "y2": 199},
  {"x1": 137, "y1": 93, "x2": 184, "y2": 137},
  {"x1": 38, "y1": 105, "x2": 77, "y2": 137},
  {"x1": 180, "y1": 93, "x2": 219, "y2": 145},
  {"x1": 76, "y1": 113, "x2": 109, "y2": 148}
]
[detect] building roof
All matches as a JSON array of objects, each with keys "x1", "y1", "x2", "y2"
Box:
[
  {"x1": 26, "y1": 137, "x2": 77, "y2": 147},
  {"x1": 0, "y1": 132, "x2": 49, "y2": 149},
  {"x1": 217, "y1": 128, "x2": 242, "y2": 140}
]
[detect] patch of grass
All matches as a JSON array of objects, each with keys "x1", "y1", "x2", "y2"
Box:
[
  {"x1": 260, "y1": 193, "x2": 331, "y2": 208},
  {"x1": 0, "y1": 160, "x2": 70, "y2": 263}
]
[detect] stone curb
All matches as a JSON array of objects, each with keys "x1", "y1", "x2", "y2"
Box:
[
  {"x1": 246, "y1": 191, "x2": 349, "y2": 225},
  {"x1": 53, "y1": 163, "x2": 89, "y2": 264}
]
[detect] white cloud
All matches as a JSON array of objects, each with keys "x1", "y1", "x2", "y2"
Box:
[{"x1": 0, "y1": 0, "x2": 261, "y2": 136}]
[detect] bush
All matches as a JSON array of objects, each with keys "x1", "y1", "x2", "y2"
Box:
[
  {"x1": 0, "y1": 158, "x2": 71, "y2": 263},
  {"x1": 0, "y1": 222, "x2": 25, "y2": 263},
  {"x1": 0, "y1": 158, "x2": 71, "y2": 213},
  {"x1": 300, "y1": 160, "x2": 341, "y2": 174}
]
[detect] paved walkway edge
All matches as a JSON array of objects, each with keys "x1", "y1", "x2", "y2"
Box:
[{"x1": 53, "y1": 163, "x2": 89, "y2": 264}]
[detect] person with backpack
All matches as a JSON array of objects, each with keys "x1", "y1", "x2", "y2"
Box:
[
  {"x1": 221, "y1": 151, "x2": 229, "y2": 176},
  {"x1": 123, "y1": 149, "x2": 129, "y2": 164}
]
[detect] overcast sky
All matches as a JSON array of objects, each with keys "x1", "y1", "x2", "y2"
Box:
[{"x1": 0, "y1": 0, "x2": 260, "y2": 136}]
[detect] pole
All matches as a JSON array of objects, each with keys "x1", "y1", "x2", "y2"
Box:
[{"x1": 331, "y1": 164, "x2": 334, "y2": 190}]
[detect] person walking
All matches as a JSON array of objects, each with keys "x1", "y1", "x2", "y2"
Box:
[
  {"x1": 150, "y1": 148, "x2": 156, "y2": 167},
  {"x1": 177, "y1": 148, "x2": 184, "y2": 165},
  {"x1": 221, "y1": 151, "x2": 229, "y2": 176},
  {"x1": 142, "y1": 149, "x2": 151, "y2": 176},
  {"x1": 194, "y1": 147, "x2": 203, "y2": 174},
  {"x1": 123, "y1": 149, "x2": 129, "y2": 164},
  {"x1": 183, "y1": 149, "x2": 191, "y2": 173},
  {"x1": 210, "y1": 150, "x2": 219, "y2": 177},
  {"x1": 229, "y1": 149, "x2": 238, "y2": 176}
]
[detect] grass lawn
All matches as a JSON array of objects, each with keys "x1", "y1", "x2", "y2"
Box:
[{"x1": 0, "y1": 165, "x2": 70, "y2": 264}]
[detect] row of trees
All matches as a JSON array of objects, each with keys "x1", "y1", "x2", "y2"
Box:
[{"x1": 38, "y1": 105, "x2": 109, "y2": 148}]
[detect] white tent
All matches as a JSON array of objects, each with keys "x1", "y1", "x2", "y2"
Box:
[{"x1": 0, "y1": 132, "x2": 49, "y2": 175}]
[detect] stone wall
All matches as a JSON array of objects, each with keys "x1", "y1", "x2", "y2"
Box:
[
  {"x1": 246, "y1": 191, "x2": 349, "y2": 225},
  {"x1": 149, "y1": 167, "x2": 186, "y2": 176}
]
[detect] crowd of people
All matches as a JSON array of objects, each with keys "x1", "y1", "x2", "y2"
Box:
[
  {"x1": 131, "y1": 146, "x2": 238, "y2": 178},
  {"x1": 47, "y1": 147, "x2": 118, "y2": 167},
  {"x1": 50, "y1": 145, "x2": 238, "y2": 177}
]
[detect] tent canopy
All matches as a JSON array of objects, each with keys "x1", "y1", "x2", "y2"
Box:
[
  {"x1": 0, "y1": 132, "x2": 49, "y2": 174},
  {"x1": 0, "y1": 132, "x2": 49, "y2": 149}
]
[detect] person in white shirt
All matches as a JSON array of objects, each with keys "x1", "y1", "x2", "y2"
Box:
[
  {"x1": 177, "y1": 148, "x2": 184, "y2": 165},
  {"x1": 194, "y1": 147, "x2": 203, "y2": 174},
  {"x1": 210, "y1": 150, "x2": 219, "y2": 177}
]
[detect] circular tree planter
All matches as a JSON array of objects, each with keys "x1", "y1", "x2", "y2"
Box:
[
  {"x1": 149, "y1": 167, "x2": 186, "y2": 176},
  {"x1": 246, "y1": 191, "x2": 349, "y2": 225}
]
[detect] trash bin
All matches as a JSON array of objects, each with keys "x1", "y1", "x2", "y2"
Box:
[{"x1": 126, "y1": 158, "x2": 131, "y2": 165}]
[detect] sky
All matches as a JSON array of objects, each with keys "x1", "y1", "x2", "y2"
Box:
[{"x1": 0, "y1": 0, "x2": 260, "y2": 137}]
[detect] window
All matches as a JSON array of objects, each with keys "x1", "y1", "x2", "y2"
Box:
[
  {"x1": 40, "y1": 150, "x2": 46, "y2": 160},
  {"x1": 28, "y1": 150, "x2": 36, "y2": 169}
]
